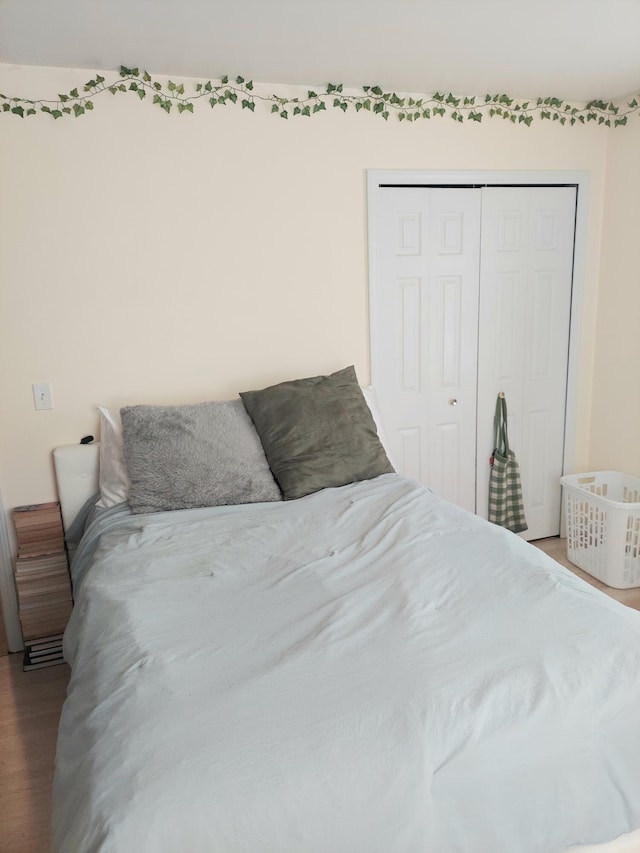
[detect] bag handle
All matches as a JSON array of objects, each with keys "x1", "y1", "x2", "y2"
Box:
[{"x1": 493, "y1": 393, "x2": 510, "y2": 455}]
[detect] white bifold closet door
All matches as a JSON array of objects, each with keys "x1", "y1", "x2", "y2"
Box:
[
  {"x1": 373, "y1": 188, "x2": 481, "y2": 513},
  {"x1": 371, "y1": 184, "x2": 576, "y2": 540}
]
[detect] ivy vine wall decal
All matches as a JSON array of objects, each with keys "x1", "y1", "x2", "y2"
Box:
[{"x1": 1, "y1": 66, "x2": 638, "y2": 127}]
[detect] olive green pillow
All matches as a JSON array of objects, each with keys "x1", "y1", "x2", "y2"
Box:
[{"x1": 240, "y1": 366, "x2": 394, "y2": 500}]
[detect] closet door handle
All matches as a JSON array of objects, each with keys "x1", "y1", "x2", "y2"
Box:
[{"x1": 449, "y1": 398, "x2": 458, "y2": 406}]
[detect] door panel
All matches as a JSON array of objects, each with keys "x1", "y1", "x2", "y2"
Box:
[
  {"x1": 476, "y1": 187, "x2": 576, "y2": 540},
  {"x1": 372, "y1": 188, "x2": 481, "y2": 512}
]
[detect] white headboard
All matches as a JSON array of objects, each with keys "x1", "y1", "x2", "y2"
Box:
[{"x1": 53, "y1": 443, "x2": 100, "y2": 532}]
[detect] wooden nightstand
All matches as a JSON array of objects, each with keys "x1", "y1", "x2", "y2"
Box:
[{"x1": 12, "y1": 501, "x2": 72, "y2": 669}]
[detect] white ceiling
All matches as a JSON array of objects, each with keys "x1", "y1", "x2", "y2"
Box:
[{"x1": 2, "y1": 0, "x2": 640, "y2": 102}]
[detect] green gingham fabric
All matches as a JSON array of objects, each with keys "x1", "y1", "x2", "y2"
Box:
[{"x1": 488, "y1": 395, "x2": 528, "y2": 534}]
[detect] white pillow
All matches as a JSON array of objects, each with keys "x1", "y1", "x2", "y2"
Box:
[
  {"x1": 96, "y1": 406, "x2": 130, "y2": 508},
  {"x1": 361, "y1": 385, "x2": 397, "y2": 470}
]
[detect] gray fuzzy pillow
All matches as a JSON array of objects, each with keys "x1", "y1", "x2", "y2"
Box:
[{"x1": 120, "y1": 400, "x2": 282, "y2": 514}]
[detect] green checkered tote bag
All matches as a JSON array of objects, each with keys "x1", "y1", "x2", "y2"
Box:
[{"x1": 488, "y1": 394, "x2": 528, "y2": 534}]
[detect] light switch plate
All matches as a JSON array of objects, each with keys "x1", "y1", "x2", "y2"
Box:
[{"x1": 33, "y1": 382, "x2": 53, "y2": 411}]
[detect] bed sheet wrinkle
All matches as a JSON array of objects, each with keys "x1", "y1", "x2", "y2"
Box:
[{"x1": 53, "y1": 474, "x2": 640, "y2": 853}]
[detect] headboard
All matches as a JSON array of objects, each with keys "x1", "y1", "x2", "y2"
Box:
[{"x1": 53, "y1": 443, "x2": 100, "y2": 532}]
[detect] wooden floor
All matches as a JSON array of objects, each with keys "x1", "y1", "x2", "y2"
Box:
[
  {"x1": 534, "y1": 536, "x2": 640, "y2": 611},
  {"x1": 0, "y1": 654, "x2": 69, "y2": 853},
  {"x1": 0, "y1": 537, "x2": 638, "y2": 853}
]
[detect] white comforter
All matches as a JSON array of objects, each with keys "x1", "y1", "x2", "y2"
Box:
[{"x1": 53, "y1": 475, "x2": 640, "y2": 853}]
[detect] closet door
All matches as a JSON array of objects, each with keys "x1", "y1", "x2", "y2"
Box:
[
  {"x1": 371, "y1": 188, "x2": 481, "y2": 512},
  {"x1": 370, "y1": 182, "x2": 576, "y2": 538},
  {"x1": 475, "y1": 187, "x2": 576, "y2": 540}
]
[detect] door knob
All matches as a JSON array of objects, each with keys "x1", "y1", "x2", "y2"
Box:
[{"x1": 449, "y1": 398, "x2": 458, "y2": 406}]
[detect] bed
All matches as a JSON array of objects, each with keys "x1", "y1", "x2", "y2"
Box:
[{"x1": 51, "y1": 368, "x2": 640, "y2": 853}]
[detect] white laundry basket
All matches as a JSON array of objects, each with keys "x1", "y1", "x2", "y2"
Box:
[{"x1": 560, "y1": 471, "x2": 640, "y2": 589}]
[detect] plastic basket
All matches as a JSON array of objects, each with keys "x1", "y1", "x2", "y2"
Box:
[{"x1": 560, "y1": 471, "x2": 640, "y2": 589}]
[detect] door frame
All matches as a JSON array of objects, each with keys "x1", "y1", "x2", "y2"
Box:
[
  {"x1": 367, "y1": 168, "x2": 590, "y2": 491},
  {"x1": 0, "y1": 491, "x2": 22, "y2": 651}
]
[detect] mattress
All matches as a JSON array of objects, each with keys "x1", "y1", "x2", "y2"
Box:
[{"x1": 52, "y1": 474, "x2": 640, "y2": 852}]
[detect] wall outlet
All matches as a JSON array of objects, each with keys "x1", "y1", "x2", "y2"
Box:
[{"x1": 33, "y1": 382, "x2": 53, "y2": 411}]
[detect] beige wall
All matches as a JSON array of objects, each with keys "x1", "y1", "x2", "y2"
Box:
[
  {"x1": 0, "y1": 64, "x2": 609, "y2": 515},
  {"x1": 589, "y1": 119, "x2": 640, "y2": 476}
]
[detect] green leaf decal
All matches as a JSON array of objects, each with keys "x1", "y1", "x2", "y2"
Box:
[{"x1": 1, "y1": 69, "x2": 637, "y2": 126}]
